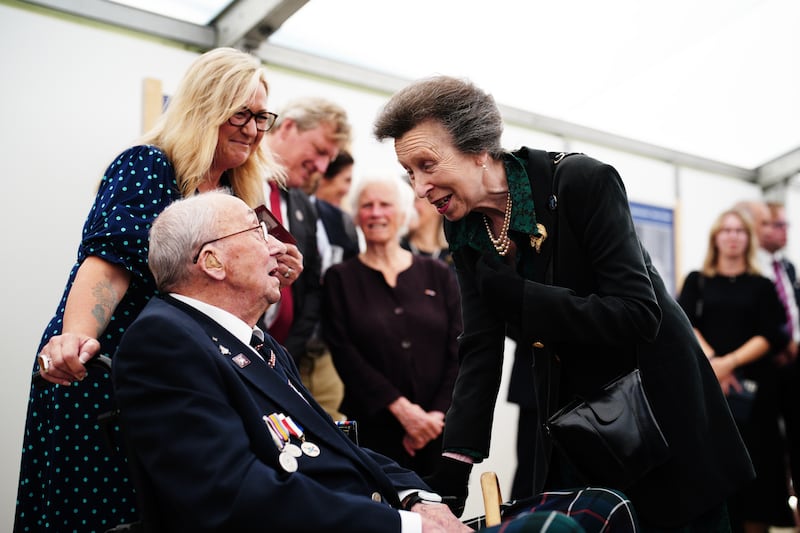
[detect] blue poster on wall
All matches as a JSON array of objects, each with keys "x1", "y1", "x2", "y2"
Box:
[{"x1": 629, "y1": 202, "x2": 676, "y2": 296}]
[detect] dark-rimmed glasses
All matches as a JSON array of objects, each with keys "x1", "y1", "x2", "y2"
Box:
[
  {"x1": 228, "y1": 109, "x2": 278, "y2": 132},
  {"x1": 192, "y1": 222, "x2": 268, "y2": 264}
]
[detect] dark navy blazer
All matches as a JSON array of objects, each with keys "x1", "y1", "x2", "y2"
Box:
[{"x1": 113, "y1": 296, "x2": 425, "y2": 533}]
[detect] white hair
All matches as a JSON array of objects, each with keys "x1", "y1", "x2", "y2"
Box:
[{"x1": 349, "y1": 174, "x2": 416, "y2": 237}]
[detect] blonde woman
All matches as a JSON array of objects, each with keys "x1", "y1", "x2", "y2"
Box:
[
  {"x1": 15, "y1": 48, "x2": 298, "y2": 532},
  {"x1": 678, "y1": 207, "x2": 792, "y2": 533}
]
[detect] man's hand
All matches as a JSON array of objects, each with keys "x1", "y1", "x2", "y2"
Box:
[
  {"x1": 774, "y1": 340, "x2": 798, "y2": 367},
  {"x1": 415, "y1": 503, "x2": 473, "y2": 532}
]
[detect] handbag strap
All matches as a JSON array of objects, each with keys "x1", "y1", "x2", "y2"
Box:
[{"x1": 522, "y1": 148, "x2": 579, "y2": 493}]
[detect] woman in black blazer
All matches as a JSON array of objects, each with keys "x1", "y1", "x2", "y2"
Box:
[{"x1": 374, "y1": 75, "x2": 754, "y2": 531}]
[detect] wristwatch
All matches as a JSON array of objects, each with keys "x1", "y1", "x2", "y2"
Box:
[{"x1": 402, "y1": 490, "x2": 443, "y2": 510}]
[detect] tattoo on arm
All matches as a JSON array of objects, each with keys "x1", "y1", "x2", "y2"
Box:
[{"x1": 90, "y1": 280, "x2": 120, "y2": 330}]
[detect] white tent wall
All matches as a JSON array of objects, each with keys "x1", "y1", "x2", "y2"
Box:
[{"x1": 0, "y1": 1, "x2": 787, "y2": 527}]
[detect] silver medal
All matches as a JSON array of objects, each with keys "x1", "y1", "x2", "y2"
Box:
[
  {"x1": 301, "y1": 441, "x2": 321, "y2": 457},
  {"x1": 279, "y1": 451, "x2": 298, "y2": 472},
  {"x1": 284, "y1": 442, "x2": 302, "y2": 458}
]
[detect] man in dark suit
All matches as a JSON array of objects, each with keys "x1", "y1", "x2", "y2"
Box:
[
  {"x1": 762, "y1": 202, "x2": 800, "y2": 524},
  {"x1": 113, "y1": 190, "x2": 617, "y2": 533},
  {"x1": 263, "y1": 98, "x2": 352, "y2": 418}
]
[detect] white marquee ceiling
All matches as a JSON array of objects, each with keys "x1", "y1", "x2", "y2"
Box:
[{"x1": 89, "y1": 0, "x2": 800, "y2": 171}]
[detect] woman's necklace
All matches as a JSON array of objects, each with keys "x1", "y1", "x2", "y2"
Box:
[{"x1": 483, "y1": 192, "x2": 512, "y2": 256}]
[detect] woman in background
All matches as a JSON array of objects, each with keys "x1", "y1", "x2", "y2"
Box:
[
  {"x1": 322, "y1": 174, "x2": 461, "y2": 476},
  {"x1": 314, "y1": 150, "x2": 354, "y2": 209},
  {"x1": 15, "y1": 48, "x2": 298, "y2": 532},
  {"x1": 678, "y1": 208, "x2": 792, "y2": 533},
  {"x1": 401, "y1": 187, "x2": 452, "y2": 267}
]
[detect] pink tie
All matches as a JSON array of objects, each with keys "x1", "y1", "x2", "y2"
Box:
[{"x1": 773, "y1": 259, "x2": 793, "y2": 337}]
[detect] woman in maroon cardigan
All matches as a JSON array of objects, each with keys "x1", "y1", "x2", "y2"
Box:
[{"x1": 322, "y1": 174, "x2": 461, "y2": 476}]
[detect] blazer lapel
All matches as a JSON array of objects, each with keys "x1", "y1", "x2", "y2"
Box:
[
  {"x1": 164, "y1": 296, "x2": 385, "y2": 472},
  {"x1": 161, "y1": 296, "x2": 314, "y2": 416},
  {"x1": 161, "y1": 296, "x2": 396, "y2": 493}
]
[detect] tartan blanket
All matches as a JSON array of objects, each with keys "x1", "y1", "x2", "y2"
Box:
[{"x1": 466, "y1": 487, "x2": 638, "y2": 532}]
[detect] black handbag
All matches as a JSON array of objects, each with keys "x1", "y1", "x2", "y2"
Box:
[{"x1": 545, "y1": 369, "x2": 669, "y2": 489}]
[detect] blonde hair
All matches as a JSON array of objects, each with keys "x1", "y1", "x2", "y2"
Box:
[
  {"x1": 701, "y1": 208, "x2": 761, "y2": 276},
  {"x1": 140, "y1": 48, "x2": 283, "y2": 207}
]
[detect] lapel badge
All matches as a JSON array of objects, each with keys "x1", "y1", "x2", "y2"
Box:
[
  {"x1": 530, "y1": 223, "x2": 548, "y2": 253},
  {"x1": 219, "y1": 344, "x2": 230, "y2": 355},
  {"x1": 232, "y1": 354, "x2": 251, "y2": 368}
]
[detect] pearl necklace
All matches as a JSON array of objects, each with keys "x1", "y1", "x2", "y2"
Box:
[{"x1": 483, "y1": 192, "x2": 512, "y2": 256}]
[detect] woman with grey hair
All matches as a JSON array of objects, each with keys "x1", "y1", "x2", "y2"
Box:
[
  {"x1": 374, "y1": 75, "x2": 754, "y2": 531},
  {"x1": 15, "y1": 48, "x2": 299, "y2": 533},
  {"x1": 322, "y1": 174, "x2": 461, "y2": 477}
]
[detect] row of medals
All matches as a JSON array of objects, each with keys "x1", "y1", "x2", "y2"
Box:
[{"x1": 263, "y1": 413, "x2": 321, "y2": 473}]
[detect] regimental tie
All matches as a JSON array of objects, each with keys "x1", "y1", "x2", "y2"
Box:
[
  {"x1": 250, "y1": 328, "x2": 288, "y2": 381},
  {"x1": 773, "y1": 259, "x2": 794, "y2": 337}
]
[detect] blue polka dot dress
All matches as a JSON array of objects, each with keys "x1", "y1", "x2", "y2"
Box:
[{"x1": 14, "y1": 145, "x2": 179, "y2": 533}]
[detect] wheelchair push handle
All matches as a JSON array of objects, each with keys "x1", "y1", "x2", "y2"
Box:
[{"x1": 32, "y1": 354, "x2": 113, "y2": 389}]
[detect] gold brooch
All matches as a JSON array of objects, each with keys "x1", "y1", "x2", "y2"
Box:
[{"x1": 530, "y1": 223, "x2": 548, "y2": 253}]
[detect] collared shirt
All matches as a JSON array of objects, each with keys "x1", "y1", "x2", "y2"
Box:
[
  {"x1": 446, "y1": 152, "x2": 538, "y2": 256},
  {"x1": 756, "y1": 248, "x2": 800, "y2": 342},
  {"x1": 445, "y1": 152, "x2": 544, "y2": 284},
  {"x1": 170, "y1": 293, "x2": 258, "y2": 352}
]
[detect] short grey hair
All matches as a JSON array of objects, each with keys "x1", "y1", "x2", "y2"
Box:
[
  {"x1": 374, "y1": 75, "x2": 504, "y2": 158},
  {"x1": 350, "y1": 174, "x2": 416, "y2": 237},
  {"x1": 148, "y1": 190, "x2": 230, "y2": 292}
]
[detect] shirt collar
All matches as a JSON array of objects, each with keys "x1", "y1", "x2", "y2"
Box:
[
  {"x1": 169, "y1": 293, "x2": 254, "y2": 348},
  {"x1": 446, "y1": 152, "x2": 538, "y2": 255}
]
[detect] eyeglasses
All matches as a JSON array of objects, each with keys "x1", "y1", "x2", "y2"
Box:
[
  {"x1": 228, "y1": 109, "x2": 278, "y2": 132},
  {"x1": 191, "y1": 204, "x2": 297, "y2": 263},
  {"x1": 192, "y1": 222, "x2": 268, "y2": 264}
]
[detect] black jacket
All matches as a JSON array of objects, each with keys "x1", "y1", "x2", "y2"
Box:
[{"x1": 443, "y1": 147, "x2": 754, "y2": 527}]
